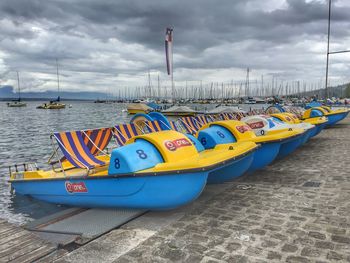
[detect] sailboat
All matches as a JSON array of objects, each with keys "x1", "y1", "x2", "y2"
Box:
[
  {"x1": 37, "y1": 59, "x2": 66, "y2": 109},
  {"x1": 7, "y1": 71, "x2": 27, "y2": 107}
]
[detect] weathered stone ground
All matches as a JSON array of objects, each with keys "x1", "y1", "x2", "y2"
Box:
[{"x1": 54, "y1": 117, "x2": 350, "y2": 263}]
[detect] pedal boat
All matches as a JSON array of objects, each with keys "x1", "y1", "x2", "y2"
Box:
[
  {"x1": 267, "y1": 113, "x2": 315, "y2": 144},
  {"x1": 266, "y1": 104, "x2": 328, "y2": 137},
  {"x1": 312, "y1": 106, "x2": 348, "y2": 126},
  {"x1": 304, "y1": 102, "x2": 349, "y2": 126},
  {"x1": 130, "y1": 112, "x2": 259, "y2": 184},
  {"x1": 241, "y1": 115, "x2": 305, "y2": 160},
  {"x1": 196, "y1": 120, "x2": 303, "y2": 174},
  {"x1": 9, "y1": 130, "x2": 256, "y2": 209},
  {"x1": 270, "y1": 112, "x2": 327, "y2": 138}
]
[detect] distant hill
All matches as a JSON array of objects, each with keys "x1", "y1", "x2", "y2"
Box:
[
  {"x1": 0, "y1": 85, "x2": 113, "y2": 101},
  {"x1": 298, "y1": 83, "x2": 350, "y2": 98}
]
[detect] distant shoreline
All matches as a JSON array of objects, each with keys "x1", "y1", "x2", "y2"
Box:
[{"x1": 0, "y1": 98, "x2": 95, "y2": 101}]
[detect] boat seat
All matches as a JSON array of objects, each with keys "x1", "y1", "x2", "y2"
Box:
[
  {"x1": 194, "y1": 115, "x2": 211, "y2": 126},
  {"x1": 178, "y1": 117, "x2": 202, "y2": 134},
  {"x1": 169, "y1": 120, "x2": 182, "y2": 132},
  {"x1": 112, "y1": 123, "x2": 142, "y2": 146},
  {"x1": 82, "y1": 127, "x2": 112, "y2": 155},
  {"x1": 53, "y1": 131, "x2": 106, "y2": 169},
  {"x1": 53, "y1": 127, "x2": 112, "y2": 166},
  {"x1": 144, "y1": 120, "x2": 163, "y2": 132}
]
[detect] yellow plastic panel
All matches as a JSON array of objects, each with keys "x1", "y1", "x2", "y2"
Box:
[
  {"x1": 199, "y1": 120, "x2": 257, "y2": 141},
  {"x1": 140, "y1": 141, "x2": 258, "y2": 173},
  {"x1": 270, "y1": 113, "x2": 301, "y2": 124},
  {"x1": 303, "y1": 116, "x2": 328, "y2": 125},
  {"x1": 129, "y1": 130, "x2": 198, "y2": 163}
]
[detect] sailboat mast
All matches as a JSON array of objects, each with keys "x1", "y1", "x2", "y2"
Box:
[
  {"x1": 148, "y1": 70, "x2": 152, "y2": 99},
  {"x1": 157, "y1": 74, "x2": 160, "y2": 99},
  {"x1": 56, "y1": 58, "x2": 60, "y2": 100},
  {"x1": 16, "y1": 71, "x2": 21, "y2": 100}
]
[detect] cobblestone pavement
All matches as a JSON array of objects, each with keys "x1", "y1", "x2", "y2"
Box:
[{"x1": 56, "y1": 117, "x2": 350, "y2": 263}]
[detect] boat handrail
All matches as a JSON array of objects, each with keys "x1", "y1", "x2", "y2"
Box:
[{"x1": 9, "y1": 162, "x2": 39, "y2": 178}]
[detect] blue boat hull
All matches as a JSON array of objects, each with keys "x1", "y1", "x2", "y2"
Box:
[
  {"x1": 326, "y1": 112, "x2": 349, "y2": 126},
  {"x1": 310, "y1": 123, "x2": 326, "y2": 137},
  {"x1": 247, "y1": 142, "x2": 280, "y2": 173},
  {"x1": 207, "y1": 152, "x2": 254, "y2": 184},
  {"x1": 12, "y1": 172, "x2": 208, "y2": 210},
  {"x1": 276, "y1": 135, "x2": 303, "y2": 159},
  {"x1": 300, "y1": 128, "x2": 314, "y2": 145}
]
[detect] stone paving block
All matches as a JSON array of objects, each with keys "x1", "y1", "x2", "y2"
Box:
[
  {"x1": 281, "y1": 244, "x2": 298, "y2": 253},
  {"x1": 331, "y1": 235, "x2": 350, "y2": 244}
]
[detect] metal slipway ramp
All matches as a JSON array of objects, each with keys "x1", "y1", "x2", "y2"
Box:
[
  {"x1": 24, "y1": 184, "x2": 234, "y2": 247},
  {"x1": 25, "y1": 207, "x2": 147, "y2": 245}
]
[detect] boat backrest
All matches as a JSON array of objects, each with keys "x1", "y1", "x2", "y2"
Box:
[
  {"x1": 219, "y1": 112, "x2": 236, "y2": 120},
  {"x1": 144, "y1": 119, "x2": 189, "y2": 135},
  {"x1": 169, "y1": 120, "x2": 182, "y2": 132},
  {"x1": 144, "y1": 120, "x2": 164, "y2": 132},
  {"x1": 179, "y1": 117, "x2": 202, "y2": 134},
  {"x1": 113, "y1": 123, "x2": 142, "y2": 146},
  {"x1": 82, "y1": 127, "x2": 112, "y2": 155},
  {"x1": 53, "y1": 131, "x2": 106, "y2": 169},
  {"x1": 194, "y1": 115, "x2": 211, "y2": 126}
]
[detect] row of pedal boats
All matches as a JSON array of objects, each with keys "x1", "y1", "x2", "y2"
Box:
[{"x1": 9, "y1": 104, "x2": 349, "y2": 210}]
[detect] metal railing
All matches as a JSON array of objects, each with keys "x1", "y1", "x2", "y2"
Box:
[{"x1": 9, "y1": 162, "x2": 39, "y2": 179}]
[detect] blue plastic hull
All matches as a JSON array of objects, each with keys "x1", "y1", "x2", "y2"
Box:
[
  {"x1": 276, "y1": 135, "x2": 303, "y2": 159},
  {"x1": 310, "y1": 123, "x2": 326, "y2": 137},
  {"x1": 247, "y1": 142, "x2": 280, "y2": 173},
  {"x1": 326, "y1": 112, "x2": 349, "y2": 126},
  {"x1": 300, "y1": 128, "x2": 314, "y2": 145},
  {"x1": 207, "y1": 152, "x2": 254, "y2": 184},
  {"x1": 12, "y1": 172, "x2": 208, "y2": 210}
]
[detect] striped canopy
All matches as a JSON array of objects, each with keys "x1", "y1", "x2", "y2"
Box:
[{"x1": 54, "y1": 131, "x2": 106, "y2": 169}]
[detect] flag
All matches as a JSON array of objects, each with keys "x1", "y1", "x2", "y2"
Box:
[{"x1": 165, "y1": 27, "x2": 173, "y2": 75}]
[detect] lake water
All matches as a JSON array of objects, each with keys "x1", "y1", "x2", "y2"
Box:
[{"x1": 0, "y1": 101, "x2": 266, "y2": 225}]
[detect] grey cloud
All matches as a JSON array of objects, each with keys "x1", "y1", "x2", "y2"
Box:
[{"x1": 0, "y1": 0, "x2": 349, "y2": 91}]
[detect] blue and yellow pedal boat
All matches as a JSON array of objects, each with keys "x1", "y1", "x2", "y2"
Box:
[
  {"x1": 196, "y1": 119, "x2": 304, "y2": 174},
  {"x1": 266, "y1": 104, "x2": 328, "y2": 136},
  {"x1": 9, "y1": 128, "x2": 257, "y2": 209},
  {"x1": 271, "y1": 112, "x2": 327, "y2": 138},
  {"x1": 131, "y1": 113, "x2": 259, "y2": 183},
  {"x1": 306, "y1": 105, "x2": 348, "y2": 126}
]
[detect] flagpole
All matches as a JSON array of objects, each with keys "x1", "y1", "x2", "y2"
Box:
[
  {"x1": 171, "y1": 31, "x2": 175, "y2": 104},
  {"x1": 165, "y1": 27, "x2": 175, "y2": 103}
]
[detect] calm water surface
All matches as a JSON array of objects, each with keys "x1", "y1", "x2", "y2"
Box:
[{"x1": 0, "y1": 101, "x2": 265, "y2": 225}]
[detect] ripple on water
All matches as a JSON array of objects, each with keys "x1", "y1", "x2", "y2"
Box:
[{"x1": 0, "y1": 101, "x2": 130, "y2": 225}]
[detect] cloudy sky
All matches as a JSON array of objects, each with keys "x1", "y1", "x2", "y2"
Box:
[{"x1": 0, "y1": 0, "x2": 349, "y2": 94}]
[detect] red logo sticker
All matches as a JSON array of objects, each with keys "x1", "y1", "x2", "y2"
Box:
[
  {"x1": 65, "y1": 181, "x2": 88, "y2": 193},
  {"x1": 236, "y1": 125, "x2": 252, "y2": 133},
  {"x1": 247, "y1": 121, "x2": 264, "y2": 129},
  {"x1": 164, "y1": 138, "x2": 192, "y2": 151}
]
